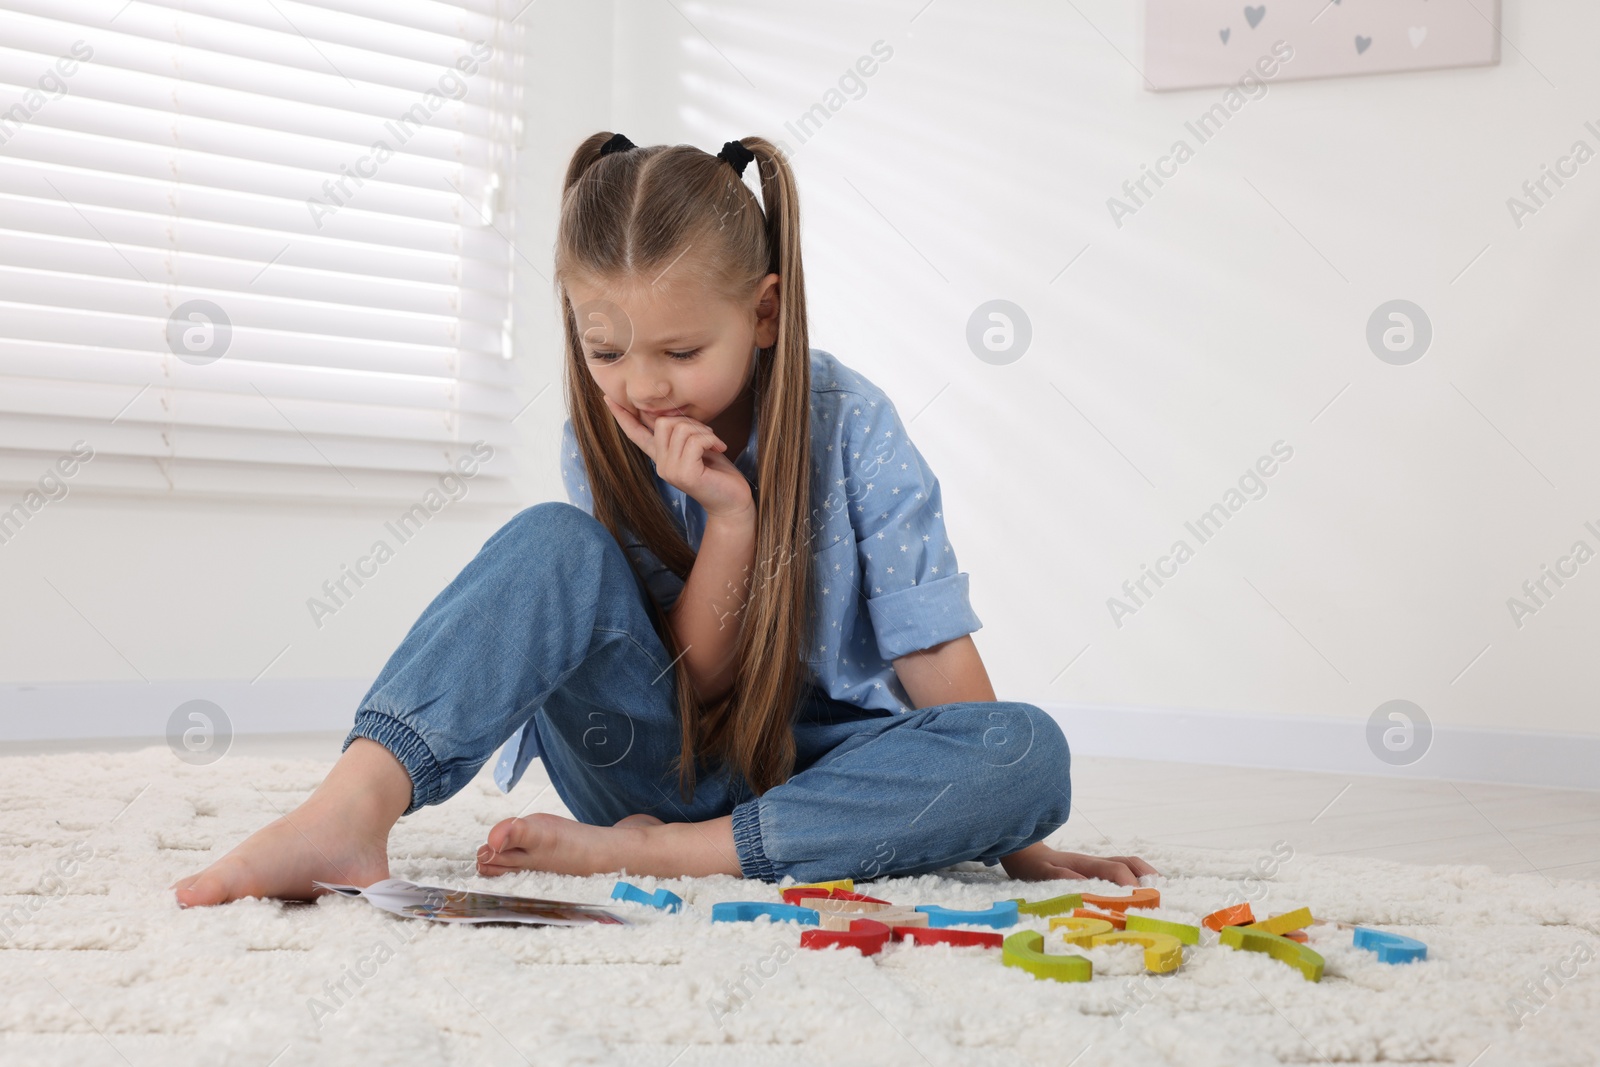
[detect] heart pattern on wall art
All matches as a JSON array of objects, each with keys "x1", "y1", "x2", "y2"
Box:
[{"x1": 1144, "y1": 0, "x2": 1500, "y2": 91}]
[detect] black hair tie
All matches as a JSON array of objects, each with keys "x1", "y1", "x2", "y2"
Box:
[
  {"x1": 600, "y1": 133, "x2": 753, "y2": 178},
  {"x1": 717, "y1": 139, "x2": 755, "y2": 178},
  {"x1": 599, "y1": 132, "x2": 636, "y2": 157}
]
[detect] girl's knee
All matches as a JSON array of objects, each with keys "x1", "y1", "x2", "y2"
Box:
[
  {"x1": 1027, "y1": 704, "x2": 1071, "y2": 771},
  {"x1": 968, "y1": 701, "x2": 1069, "y2": 771},
  {"x1": 966, "y1": 701, "x2": 1071, "y2": 827},
  {"x1": 491, "y1": 501, "x2": 606, "y2": 553},
  {"x1": 1024, "y1": 707, "x2": 1073, "y2": 830}
]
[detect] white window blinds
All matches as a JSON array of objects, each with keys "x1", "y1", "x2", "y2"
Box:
[{"x1": 0, "y1": 0, "x2": 524, "y2": 501}]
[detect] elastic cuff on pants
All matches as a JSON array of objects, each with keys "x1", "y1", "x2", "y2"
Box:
[
  {"x1": 343, "y1": 709, "x2": 443, "y2": 816},
  {"x1": 730, "y1": 797, "x2": 779, "y2": 883}
]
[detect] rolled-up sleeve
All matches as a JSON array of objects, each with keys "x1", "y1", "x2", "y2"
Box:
[{"x1": 845, "y1": 395, "x2": 982, "y2": 660}]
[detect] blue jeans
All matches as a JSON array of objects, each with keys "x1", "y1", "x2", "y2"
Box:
[{"x1": 343, "y1": 502, "x2": 1072, "y2": 883}]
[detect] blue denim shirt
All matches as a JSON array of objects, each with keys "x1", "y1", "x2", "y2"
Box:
[{"x1": 492, "y1": 348, "x2": 983, "y2": 791}]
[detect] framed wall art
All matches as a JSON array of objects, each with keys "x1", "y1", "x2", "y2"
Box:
[{"x1": 1143, "y1": 0, "x2": 1502, "y2": 91}]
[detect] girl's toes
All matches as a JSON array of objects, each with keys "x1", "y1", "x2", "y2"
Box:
[
  {"x1": 174, "y1": 868, "x2": 233, "y2": 908},
  {"x1": 478, "y1": 839, "x2": 521, "y2": 860},
  {"x1": 485, "y1": 816, "x2": 525, "y2": 854},
  {"x1": 490, "y1": 813, "x2": 566, "y2": 854}
]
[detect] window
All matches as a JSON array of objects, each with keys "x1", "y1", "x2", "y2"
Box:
[{"x1": 0, "y1": 0, "x2": 524, "y2": 501}]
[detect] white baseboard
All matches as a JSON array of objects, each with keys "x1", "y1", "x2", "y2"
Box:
[
  {"x1": 0, "y1": 679, "x2": 372, "y2": 741},
  {"x1": 3, "y1": 681, "x2": 1595, "y2": 792},
  {"x1": 1043, "y1": 701, "x2": 1600, "y2": 792}
]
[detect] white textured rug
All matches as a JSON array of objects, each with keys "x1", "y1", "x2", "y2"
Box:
[{"x1": 3, "y1": 748, "x2": 1598, "y2": 1067}]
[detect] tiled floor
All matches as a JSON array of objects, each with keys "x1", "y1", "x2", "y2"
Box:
[{"x1": 10, "y1": 734, "x2": 1599, "y2": 883}]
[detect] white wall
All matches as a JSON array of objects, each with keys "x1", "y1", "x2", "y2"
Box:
[
  {"x1": 5, "y1": 2, "x2": 1597, "y2": 779},
  {"x1": 604, "y1": 0, "x2": 1600, "y2": 750}
]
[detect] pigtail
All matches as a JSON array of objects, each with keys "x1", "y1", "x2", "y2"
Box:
[
  {"x1": 718, "y1": 138, "x2": 814, "y2": 796},
  {"x1": 559, "y1": 131, "x2": 612, "y2": 197}
]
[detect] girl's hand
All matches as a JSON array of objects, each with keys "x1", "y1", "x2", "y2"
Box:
[
  {"x1": 603, "y1": 396, "x2": 755, "y2": 521},
  {"x1": 999, "y1": 843, "x2": 1159, "y2": 886}
]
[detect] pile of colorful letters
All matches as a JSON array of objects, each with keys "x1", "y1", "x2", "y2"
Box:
[{"x1": 609, "y1": 878, "x2": 1428, "y2": 983}]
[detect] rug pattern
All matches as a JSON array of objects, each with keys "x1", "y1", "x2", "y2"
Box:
[{"x1": 2, "y1": 749, "x2": 1597, "y2": 1066}]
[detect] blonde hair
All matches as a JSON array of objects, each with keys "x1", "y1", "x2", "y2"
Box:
[{"x1": 553, "y1": 134, "x2": 814, "y2": 803}]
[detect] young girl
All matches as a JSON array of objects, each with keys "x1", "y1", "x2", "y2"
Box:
[{"x1": 172, "y1": 133, "x2": 1154, "y2": 907}]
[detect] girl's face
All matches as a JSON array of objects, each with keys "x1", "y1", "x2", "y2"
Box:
[{"x1": 567, "y1": 272, "x2": 780, "y2": 433}]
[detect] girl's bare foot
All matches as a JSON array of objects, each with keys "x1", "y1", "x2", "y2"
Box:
[
  {"x1": 170, "y1": 738, "x2": 412, "y2": 907},
  {"x1": 475, "y1": 811, "x2": 740, "y2": 878},
  {"x1": 170, "y1": 804, "x2": 389, "y2": 907}
]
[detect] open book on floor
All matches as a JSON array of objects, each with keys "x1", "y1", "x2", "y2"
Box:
[{"x1": 313, "y1": 878, "x2": 632, "y2": 927}]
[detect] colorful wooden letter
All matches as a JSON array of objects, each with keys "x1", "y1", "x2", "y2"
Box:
[
  {"x1": 1352, "y1": 927, "x2": 1428, "y2": 964},
  {"x1": 1010, "y1": 893, "x2": 1084, "y2": 917},
  {"x1": 819, "y1": 906, "x2": 928, "y2": 932},
  {"x1": 801, "y1": 918, "x2": 892, "y2": 956},
  {"x1": 1002, "y1": 931, "x2": 1093, "y2": 982},
  {"x1": 1088, "y1": 930, "x2": 1183, "y2": 974},
  {"x1": 610, "y1": 881, "x2": 683, "y2": 913},
  {"x1": 1124, "y1": 913, "x2": 1201, "y2": 946},
  {"x1": 1245, "y1": 907, "x2": 1313, "y2": 936},
  {"x1": 1219, "y1": 924, "x2": 1325, "y2": 981},
  {"x1": 1071, "y1": 907, "x2": 1127, "y2": 930},
  {"x1": 780, "y1": 887, "x2": 891, "y2": 908},
  {"x1": 710, "y1": 902, "x2": 820, "y2": 925},
  {"x1": 1080, "y1": 888, "x2": 1161, "y2": 912},
  {"x1": 894, "y1": 927, "x2": 1004, "y2": 949},
  {"x1": 1202, "y1": 903, "x2": 1255, "y2": 931},
  {"x1": 1048, "y1": 915, "x2": 1115, "y2": 947},
  {"x1": 789, "y1": 878, "x2": 853, "y2": 893},
  {"x1": 915, "y1": 901, "x2": 1021, "y2": 929}
]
